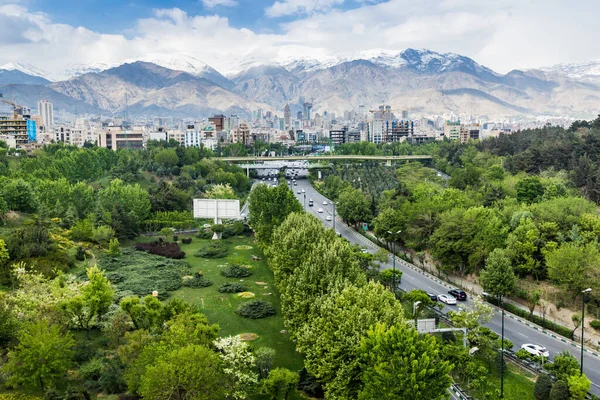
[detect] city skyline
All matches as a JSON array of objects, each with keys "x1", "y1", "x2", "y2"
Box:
[{"x1": 1, "y1": 0, "x2": 600, "y2": 79}]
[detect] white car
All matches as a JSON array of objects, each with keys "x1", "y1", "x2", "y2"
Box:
[
  {"x1": 317, "y1": 208, "x2": 324, "y2": 213},
  {"x1": 326, "y1": 215, "x2": 332, "y2": 221},
  {"x1": 322, "y1": 201, "x2": 328, "y2": 205},
  {"x1": 437, "y1": 294, "x2": 457, "y2": 305},
  {"x1": 301, "y1": 188, "x2": 305, "y2": 193},
  {"x1": 521, "y1": 344, "x2": 549, "y2": 358}
]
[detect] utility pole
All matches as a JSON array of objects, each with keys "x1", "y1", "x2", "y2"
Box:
[
  {"x1": 387, "y1": 230, "x2": 401, "y2": 291},
  {"x1": 333, "y1": 202, "x2": 336, "y2": 231},
  {"x1": 581, "y1": 288, "x2": 592, "y2": 376}
]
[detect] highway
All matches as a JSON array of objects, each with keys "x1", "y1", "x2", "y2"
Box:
[{"x1": 286, "y1": 178, "x2": 600, "y2": 395}]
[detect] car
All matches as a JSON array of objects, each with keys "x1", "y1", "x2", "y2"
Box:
[
  {"x1": 520, "y1": 344, "x2": 549, "y2": 358},
  {"x1": 361, "y1": 248, "x2": 369, "y2": 254},
  {"x1": 294, "y1": 182, "x2": 297, "y2": 186},
  {"x1": 322, "y1": 200, "x2": 328, "y2": 205},
  {"x1": 240, "y1": 213, "x2": 246, "y2": 218},
  {"x1": 326, "y1": 215, "x2": 332, "y2": 221},
  {"x1": 448, "y1": 289, "x2": 468, "y2": 301},
  {"x1": 437, "y1": 294, "x2": 457, "y2": 305},
  {"x1": 427, "y1": 293, "x2": 438, "y2": 302},
  {"x1": 335, "y1": 231, "x2": 342, "y2": 237},
  {"x1": 317, "y1": 208, "x2": 324, "y2": 213},
  {"x1": 297, "y1": 190, "x2": 301, "y2": 194},
  {"x1": 301, "y1": 188, "x2": 305, "y2": 193}
]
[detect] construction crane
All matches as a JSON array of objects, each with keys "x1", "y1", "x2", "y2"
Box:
[{"x1": 0, "y1": 93, "x2": 26, "y2": 119}]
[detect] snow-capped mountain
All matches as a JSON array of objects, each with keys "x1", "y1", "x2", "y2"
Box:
[
  {"x1": 0, "y1": 63, "x2": 51, "y2": 79},
  {"x1": 60, "y1": 62, "x2": 119, "y2": 81},
  {"x1": 541, "y1": 61, "x2": 600, "y2": 82},
  {"x1": 0, "y1": 63, "x2": 52, "y2": 85}
]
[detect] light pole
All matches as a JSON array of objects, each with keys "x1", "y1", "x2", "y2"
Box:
[
  {"x1": 413, "y1": 300, "x2": 422, "y2": 328},
  {"x1": 333, "y1": 202, "x2": 336, "y2": 231},
  {"x1": 303, "y1": 192, "x2": 306, "y2": 210},
  {"x1": 581, "y1": 288, "x2": 592, "y2": 376},
  {"x1": 500, "y1": 295, "x2": 505, "y2": 398},
  {"x1": 387, "y1": 230, "x2": 401, "y2": 291}
]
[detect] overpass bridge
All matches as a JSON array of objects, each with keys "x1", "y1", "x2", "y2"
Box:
[{"x1": 217, "y1": 155, "x2": 432, "y2": 162}]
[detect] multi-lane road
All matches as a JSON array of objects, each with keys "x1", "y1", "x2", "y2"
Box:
[{"x1": 281, "y1": 177, "x2": 600, "y2": 395}]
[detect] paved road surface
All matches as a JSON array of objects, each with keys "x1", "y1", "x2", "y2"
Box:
[{"x1": 289, "y1": 178, "x2": 600, "y2": 395}]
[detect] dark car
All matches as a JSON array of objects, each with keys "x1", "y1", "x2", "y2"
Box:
[
  {"x1": 448, "y1": 289, "x2": 467, "y2": 301},
  {"x1": 427, "y1": 293, "x2": 437, "y2": 302}
]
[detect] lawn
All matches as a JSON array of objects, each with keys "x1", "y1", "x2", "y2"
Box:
[{"x1": 170, "y1": 233, "x2": 305, "y2": 372}]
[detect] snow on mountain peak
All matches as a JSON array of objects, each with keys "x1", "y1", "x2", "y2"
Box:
[
  {"x1": 541, "y1": 61, "x2": 600, "y2": 81},
  {"x1": 0, "y1": 62, "x2": 52, "y2": 80}
]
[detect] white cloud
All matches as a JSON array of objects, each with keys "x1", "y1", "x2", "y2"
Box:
[
  {"x1": 0, "y1": 0, "x2": 600, "y2": 80},
  {"x1": 202, "y1": 0, "x2": 237, "y2": 8},
  {"x1": 265, "y1": 0, "x2": 345, "y2": 17}
]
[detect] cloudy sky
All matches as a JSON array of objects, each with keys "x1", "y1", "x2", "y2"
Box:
[{"x1": 0, "y1": 0, "x2": 598, "y2": 79}]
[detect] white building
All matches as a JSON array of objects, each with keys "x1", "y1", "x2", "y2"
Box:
[{"x1": 38, "y1": 100, "x2": 54, "y2": 128}]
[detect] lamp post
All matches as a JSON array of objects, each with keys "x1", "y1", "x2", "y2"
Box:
[
  {"x1": 333, "y1": 202, "x2": 336, "y2": 231},
  {"x1": 581, "y1": 288, "x2": 592, "y2": 376},
  {"x1": 303, "y1": 192, "x2": 306, "y2": 210},
  {"x1": 500, "y1": 294, "x2": 505, "y2": 398},
  {"x1": 413, "y1": 300, "x2": 422, "y2": 329},
  {"x1": 387, "y1": 230, "x2": 401, "y2": 291}
]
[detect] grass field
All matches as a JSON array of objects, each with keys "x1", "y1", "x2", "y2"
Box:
[{"x1": 169, "y1": 233, "x2": 305, "y2": 372}]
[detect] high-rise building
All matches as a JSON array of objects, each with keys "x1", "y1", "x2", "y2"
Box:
[
  {"x1": 444, "y1": 121, "x2": 461, "y2": 141},
  {"x1": 231, "y1": 123, "x2": 252, "y2": 145},
  {"x1": 297, "y1": 111, "x2": 303, "y2": 120},
  {"x1": 303, "y1": 102, "x2": 312, "y2": 120},
  {"x1": 37, "y1": 100, "x2": 54, "y2": 128},
  {"x1": 208, "y1": 114, "x2": 225, "y2": 131},
  {"x1": 402, "y1": 110, "x2": 409, "y2": 119},
  {"x1": 283, "y1": 104, "x2": 291, "y2": 128}
]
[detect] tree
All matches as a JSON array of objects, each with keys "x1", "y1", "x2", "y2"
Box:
[
  {"x1": 62, "y1": 266, "x2": 114, "y2": 338},
  {"x1": 545, "y1": 350, "x2": 580, "y2": 381},
  {"x1": 92, "y1": 225, "x2": 115, "y2": 248},
  {"x1": 358, "y1": 322, "x2": 453, "y2": 400},
  {"x1": 526, "y1": 289, "x2": 541, "y2": 321},
  {"x1": 568, "y1": 374, "x2": 591, "y2": 400},
  {"x1": 255, "y1": 347, "x2": 277, "y2": 379},
  {"x1": 571, "y1": 313, "x2": 582, "y2": 340},
  {"x1": 153, "y1": 148, "x2": 179, "y2": 169},
  {"x1": 108, "y1": 238, "x2": 120, "y2": 256},
  {"x1": 261, "y1": 368, "x2": 300, "y2": 400},
  {"x1": 0, "y1": 238, "x2": 10, "y2": 283},
  {"x1": 336, "y1": 187, "x2": 372, "y2": 228},
  {"x1": 120, "y1": 295, "x2": 164, "y2": 331},
  {"x1": 534, "y1": 373, "x2": 553, "y2": 400},
  {"x1": 479, "y1": 248, "x2": 517, "y2": 300},
  {"x1": 206, "y1": 183, "x2": 237, "y2": 199},
  {"x1": 4, "y1": 322, "x2": 75, "y2": 391},
  {"x1": 549, "y1": 379, "x2": 570, "y2": 400},
  {"x1": 546, "y1": 243, "x2": 600, "y2": 297},
  {"x1": 403, "y1": 289, "x2": 434, "y2": 326},
  {"x1": 138, "y1": 345, "x2": 227, "y2": 400},
  {"x1": 516, "y1": 176, "x2": 545, "y2": 204},
  {"x1": 296, "y1": 282, "x2": 404, "y2": 399},
  {"x1": 1, "y1": 178, "x2": 38, "y2": 212},
  {"x1": 214, "y1": 336, "x2": 259, "y2": 399}
]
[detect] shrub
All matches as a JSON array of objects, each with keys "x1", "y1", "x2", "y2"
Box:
[
  {"x1": 590, "y1": 320, "x2": 600, "y2": 330},
  {"x1": 173, "y1": 235, "x2": 179, "y2": 242},
  {"x1": 515, "y1": 348, "x2": 532, "y2": 360},
  {"x1": 181, "y1": 237, "x2": 192, "y2": 244},
  {"x1": 159, "y1": 227, "x2": 173, "y2": 236},
  {"x1": 235, "y1": 301, "x2": 275, "y2": 319},
  {"x1": 182, "y1": 272, "x2": 213, "y2": 288},
  {"x1": 108, "y1": 238, "x2": 121, "y2": 256},
  {"x1": 549, "y1": 380, "x2": 570, "y2": 400},
  {"x1": 135, "y1": 241, "x2": 185, "y2": 259},
  {"x1": 196, "y1": 230, "x2": 212, "y2": 240},
  {"x1": 195, "y1": 241, "x2": 228, "y2": 258},
  {"x1": 219, "y1": 282, "x2": 246, "y2": 293},
  {"x1": 534, "y1": 374, "x2": 553, "y2": 400},
  {"x1": 99, "y1": 248, "x2": 190, "y2": 300},
  {"x1": 221, "y1": 265, "x2": 252, "y2": 278},
  {"x1": 297, "y1": 368, "x2": 325, "y2": 398}
]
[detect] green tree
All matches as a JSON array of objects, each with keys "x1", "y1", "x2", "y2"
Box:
[
  {"x1": 255, "y1": 347, "x2": 277, "y2": 379},
  {"x1": 138, "y1": 345, "x2": 227, "y2": 400},
  {"x1": 0, "y1": 238, "x2": 10, "y2": 283},
  {"x1": 153, "y1": 148, "x2": 179, "y2": 169},
  {"x1": 108, "y1": 238, "x2": 120, "y2": 256},
  {"x1": 4, "y1": 322, "x2": 75, "y2": 391},
  {"x1": 1, "y1": 178, "x2": 38, "y2": 212},
  {"x1": 97, "y1": 179, "x2": 151, "y2": 224},
  {"x1": 120, "y1": 295, "x2": 164, "y2": 331},
  {"x1": 261, "y1": 368, "x2": 300, "y2": 400},
  {"x1": 336, "y1": 186, "x2": 372, "y2": 228},
  {"x1": 296, "y1": 282, "x2": 404, "y2": 399},
  {"x1": 568, "y1": 374, "x2": 591, "y2": 400},
  {"x1": 479, "y1": 248, "x2": 517, "y2": 301},
  {"x1": 546, "y1": 243, "x2": 600, "y2": 297},
  {"x1": 549, "y1": 379, "x2": 570, "y2": 400},
  {"x1": 403, "y1": 289, "x2": 434, "y2": 325},
  {"x1": 526, "y1": 289, "x2": 542, "y2": 321},
  {"x1": 92, "y1": 225, "x2": 115, "y2": 248},
  {"x1": 248, "y1": 183, "x2": 302, "y2": 246},
  {"x1": 214, "y1": 335, "x2": 259, "y2": 399},
  {"x1": 545, "y1": 350, "x2": 580, "y2": 381},
  {"x1": 206, "y1": 183, "x2": 237, "y2": 199},
  {"x1": 516, "y1": 176, "x2": 545, "y2": 204},
  {"x1": 358, "y1": 322, "x2": 453, "y2": 400},
  {"x1": 534, "y1": 373, "x2": 553, "y2": 400}
]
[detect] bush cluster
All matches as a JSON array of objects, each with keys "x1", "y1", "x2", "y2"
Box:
[
  {"x1": 195, "y1": 241, "x2": 228, "y2": 258},
  {"x1": 590, "y1": 320, "x2": 600, "y2": 330},
  {"x1": 182, "y1": 272, "x2": 213, "y2": 288},
  {"x1": 196, "y1": 230, "x2": 213, "y2": 240},
  {"x1": 181, "y1": 237, "x2": 192, "y2": 244},
  {"x1": 218, "y1": 282, "x2": 246, "y2": 293},
  {"x1": 99, "y1": 249, "x2": 190, "y2": 300},
  {"x1": 486, "y1": 296, "x2": 574, "y2": 339},
  {"x1": 135, "y1": 241, "x2": 185, "y2": 259},
  {"x1": 235, "y1": 301, "x2": 275, "y2": 319},
  {"x1": 221, "y1": 265, "x2": 252, "y2": 278}
]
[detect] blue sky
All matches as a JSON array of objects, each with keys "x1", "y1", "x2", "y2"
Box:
[
  {"x1": 29, "y1": 0, "x2": 383, "y2": 35},
  {"x1": 0, "y1": 0, "x2": 599, "y2": 79}
]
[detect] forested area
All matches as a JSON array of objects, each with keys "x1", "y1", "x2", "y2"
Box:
[{"x1": 322, "y1": 118, "x2": 600, "y2": 325}]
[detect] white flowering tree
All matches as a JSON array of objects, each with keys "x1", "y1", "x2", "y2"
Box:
[{"x1": 215, "y1": 335, "x2": 259, "y2": 399}]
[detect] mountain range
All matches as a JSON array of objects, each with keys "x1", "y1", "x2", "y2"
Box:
[{"x1": 1, "y1": 49, "x2": 600, "y2": 119}]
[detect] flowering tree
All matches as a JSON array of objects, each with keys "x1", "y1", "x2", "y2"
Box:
[{"x1": 215, "y1": 335, "x2": 259, "y2": 399}]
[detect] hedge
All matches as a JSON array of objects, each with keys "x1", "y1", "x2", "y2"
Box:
[
  {"x1": 218, "y1": 282, "x2": 246, "y2": 293},
  {"x1": 235, "y1": 301, "x2": 275, "y2": 319},
  {"x1": 183, "y1": 272, "x2": 213, "y2": 288},
  {"x1": 486, "y1": 296, "x2": 574, "y2": 339}
]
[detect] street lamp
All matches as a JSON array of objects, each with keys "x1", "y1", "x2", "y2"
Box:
[
  {"x1": 333, "y1": 202, "x2": 336, "y2": 231},
  {"x1": 581, "y1": 288, "x2": 592, "y2": 376},
  {"x1": 499, "y1": 294, "x2": 506, "y2": 398},
  {"x1": 413, "y1": 300, "x2": 422, "y2": 328},
  {"x1": 303, "y1": 192, "x2": 306, "y2": 210},
  {"x1": 387, "y1": 230, "x2": 402, "y2": 291}
]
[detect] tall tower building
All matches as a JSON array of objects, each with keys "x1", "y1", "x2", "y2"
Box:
[
  {"x1": 303, "y1": 102, "x2": 312, "y2": 120},
  {"x1": 283, "y1": 104, "x2": 291, "y2": 128},
  {"x1": 37, "y1": 100, "x2": 54, "y2": 128}
]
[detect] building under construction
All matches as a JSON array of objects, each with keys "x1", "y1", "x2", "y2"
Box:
[{"x1": 0, "y1": 93, "x2": 36, "y2": 147}]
